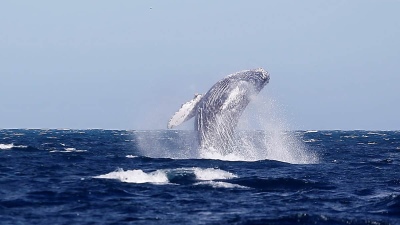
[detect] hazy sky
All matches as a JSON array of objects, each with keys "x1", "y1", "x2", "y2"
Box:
[{"x1": 1, "y1": 1, "x2": 399, "y2": 130}]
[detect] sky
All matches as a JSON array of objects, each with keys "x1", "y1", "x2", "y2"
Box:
[{"x1": 0, "y1": 1, "x2": 399, "y2": 130}]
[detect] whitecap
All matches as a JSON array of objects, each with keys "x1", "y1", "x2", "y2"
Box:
[
  {"x1": 0, "y1": 143, "x2": 28, "y2": 150},
  {"x1": 305, "y1": 130, "x2": 318, "y2": 133},
  {"x1": 0, "y1": 144, "x2": 14, "y2": 150},
  {"x1": 94, "y1": 168, "x2": 169, "y2": 184},
  {"x1": 193, "y1": 167, "x2": 237, "y2": 180},
  {"x1": 367, "y1": 132, "x2": 386, "y2": 136},
  {"x1": 343, "y1": 135, "x2": 358, "y2": 139},
  {"x1": 50, "y1": 147, "x2": 87, "y2": 153},
  {"x1": 125, "y1": 155, "x2": 138, "y2": 158},
  {"x1": 95, "y1": 167, "x2": 238, "y2": 185}
]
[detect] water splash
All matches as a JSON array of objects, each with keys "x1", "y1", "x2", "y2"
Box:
[
  {"x1": 237, "y1": 95, "x2": 318, "y2": 164},
  {"x1": 136, "y1": 95, "x2": 318, "y2": 164},
  {"x1": 196, "y1": 94, "x2": 318, "y2": 164},
  {"x1": 135, "y1": 130, "x2": 199, "y2": 159}
]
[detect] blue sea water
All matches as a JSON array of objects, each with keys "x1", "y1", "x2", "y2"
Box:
[{"x1": 0, "y1": 129, "x2": 399, "y2": 224}]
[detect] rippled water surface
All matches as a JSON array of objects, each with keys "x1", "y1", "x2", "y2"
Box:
[{"x1": 1, "y1": 129, "x2": 399, "y2": 224}]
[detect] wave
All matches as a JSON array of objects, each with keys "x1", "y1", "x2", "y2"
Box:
[
  {"x1": 236, "y1": 213, "x2": 389, "y2": 225},
  {"x1": 94, "y1": 167, "x2": 337, "y2": 192},
  {"x1": 305, "y1": 130, "x2": 319, "y2": 133},
  {"x1": 49, "y1": 147, "x2": 87, "y2": 153},
  {"x1": 230, "y1": 177, "x2": 335, "y2": 191},
  {"x1": 194, "y1": 181, "x2": 248, "y2": 189},
  {"x1": 136, "y1": 129, "x2": 319, "y2": 164},
  {"x1": 0, "y1": 143, "x2": 28, "y2": 150},
  {"x1": 94, "y1": 167, "x2": 238, "y2": 187},
  {"x1": 371, "y1": 193, "x2": 400, "y2": 216},
  {"x1": 95, "y1": 168, "x2": 169, "y2": 184}
]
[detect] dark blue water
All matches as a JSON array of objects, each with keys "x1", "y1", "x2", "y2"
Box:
[{"x1": 1, "y1": 129, "x2": 399, "y2": 224}]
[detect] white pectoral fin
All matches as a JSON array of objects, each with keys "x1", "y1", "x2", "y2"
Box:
[{"x1": 168, "y1": 94, "x2": 203, "y2": 129}]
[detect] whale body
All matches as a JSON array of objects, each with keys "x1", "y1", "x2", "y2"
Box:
[{"x1": 168, "y1": 68, "x2": 270, "y2": 153}]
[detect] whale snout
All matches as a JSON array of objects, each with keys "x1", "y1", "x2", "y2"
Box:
[{"x1": 253, "y1": 68, "x2": 270, "y2": 85}]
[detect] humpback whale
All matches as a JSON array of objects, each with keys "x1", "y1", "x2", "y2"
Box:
[{"x1": 168, "y1": 68, "x2": 270, "y2": 154}]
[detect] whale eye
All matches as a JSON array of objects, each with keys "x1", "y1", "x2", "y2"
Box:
[{"x1": 248, "y1": 78, "x2": 258, "y2": 86}]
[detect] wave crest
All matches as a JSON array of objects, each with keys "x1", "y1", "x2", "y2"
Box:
[
  {"x1": 0, "y1": 143, "x2": 28, "y2": 150},
  {"x1": 94, "y1": 167, "x2": 237, "y2": 186}
]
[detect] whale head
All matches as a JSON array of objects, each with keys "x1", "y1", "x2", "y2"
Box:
[
  {"x1": 254, "y1": 68, "x2": 270, "y2": 81},
  {"x1": 239, "y1": 68, "x2": 270, "y2": 93}
]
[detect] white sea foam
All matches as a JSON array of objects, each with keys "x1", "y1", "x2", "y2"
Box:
[
  {"x1": 193, "y1": 167, "x2": 237, "y2": 180},
  {"x1": 0, "y1": 143, "x2": 28, "y2": 150},
  {"x1": 199, "y1": 150, "x2": 257, "y2": 162},
  {"x1": 125, "y1": 155, "x2": 138, "y2": 158},
  {"x1": 343, "y1": 135, "x2": 359, "y2": 139},
  {"x1": 95, "y1": 168, "x2": 169, "y2": 184},
  {"x1": 304, "y1": 139, "x2": 318, "y2": 143},
  {"x1": 0, "y1": 144, "x2": 14, "y2": 150},
  {"x1": 50, "y1": 147, "x2": 87, "y2": 153},
  {"x1": 95, "y1": 167, "x2": 238, "y2": 185}
]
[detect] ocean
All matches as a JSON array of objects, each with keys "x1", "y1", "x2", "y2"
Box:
[{"x1": 0, "y1": 129, "x2": 399, "y2": 224}]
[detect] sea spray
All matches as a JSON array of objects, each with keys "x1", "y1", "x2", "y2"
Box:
[
  {"x1": 213, "y1": 93, "x2": 318, "y2": 164},
  {"x1": 136, "y1": 95, "x2": 318, "y2": 164},
  {"x1": 235, "y1": 94, "x2": 319, "y2": 164},
  {"x1": 135, "y1": 130, "x2": 198, "y2": 159}
]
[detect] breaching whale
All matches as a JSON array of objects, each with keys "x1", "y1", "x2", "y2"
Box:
[{"x1": 168, "y1": 68, "x2": 270, "y2": 154}]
